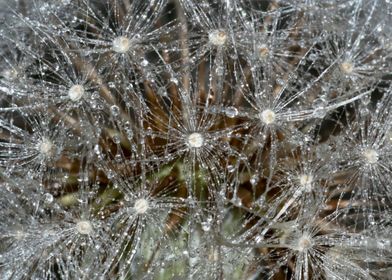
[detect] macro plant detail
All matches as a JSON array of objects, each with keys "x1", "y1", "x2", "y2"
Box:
[{"x1": 0, "y1": 0, "x2": 392, "y2": 279}]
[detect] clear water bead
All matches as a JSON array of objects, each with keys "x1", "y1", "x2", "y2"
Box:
[
  {"x1": 134, "y1": 198, "x2": 149, "y2": 214},
  {"x1": 76, "y1": 220, "x2": 93, "y2": 235},
  {"x1": 187, "y1": 132, "x2": 204, "y2": 148},
  {"x1": 110, "y1": 105, "x2": 120, "y2": 117},
  {"x1": 68, "y1": 84, "x2": 84, "y2": 101},
  {"x1": 225, "y1": 106, "x2": 238, "y2": 118},
  {"x1": 260, "y1": 109, "x2": 276, "y2": 124},
  {"x1": 112, "y1": 36, "x2": 131, "y2": 53},
  {"x1": 44, "y1": 193, "x2": 54, "y2": 203},
  {"x1": 208, "y1": 30, "x2": 227, "y2": 46}
]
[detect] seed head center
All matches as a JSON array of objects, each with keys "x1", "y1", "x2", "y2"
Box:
[
  {"x1": 209, "y1": 30, "x2": 227, "y2": 46},
  {"x1": 363, "y1": 148, "x2": 378, "y2": 164},
  {"x1": 38, "y1": 137, "x2": 54, "y2": 156},
  {"x1": 340, "y1": 61, "x2": 354, "y2": 74},
  {"x1": 261, "y1": 109, "x2": 276, "y2": 124},
  {"x1": 297, "y1": 235, "x2": 312, "y2": 252},
  {"x1": 112, "y1": 36, "x2": 131, "y2": 53},
  {"x1": 76, "y1": 220, "x2": 93, "y2": 235},
  {"x1": 134, "y1": 198, "x2": 149, "y2": 214},
  {"x1": 299, "y1": 174, "x2": 313, "y2": 192},
  {"x1": 68, "y1": 84, "x2": 84, "y2": 101},
  {"x1": 187, "y1": 132, "x2": 204, "y2": 148}
]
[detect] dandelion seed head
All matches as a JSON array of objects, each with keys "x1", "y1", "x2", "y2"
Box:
[
  {"x1": 37, "y1": 137, "x2": 54, "y2": 156},
  {"x1": 76, "y1": 220, "x2": 93, "y2": 235},
  {"x1": 363, "y1": 148, "x2": 378, "y2": 164},
  {"x1": 340, "y1": 60, "x2": 354, "y2": 74},
  {"x1": 112, "y1": 36, "x2": 132, "y2": 54},
  {"x1": 187, "y1": 132, "x2": 204, "y2": 148},
  {"x1": 208, "y1": 30, "x2": 227, "y2": 46},
  {"x1": 68, "y1": 84, "x2": 84, "y2": 102},
  {"x1": 134, "y1": 198, "x2": 149, "y2": 214},
  {"x1": 260, "y1": 109, "x2": 276, "y2": 125}
]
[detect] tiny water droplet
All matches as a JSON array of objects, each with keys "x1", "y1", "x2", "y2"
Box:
[
  {"x1": 110, "y1": 105, "x2": 120, "y2": 117},
  {"x1": 225, "y1": 106, "x2": 238, "y2": 118},
  {"x1": 44, "y1": 193, "x2": 54, "y2": 203}
]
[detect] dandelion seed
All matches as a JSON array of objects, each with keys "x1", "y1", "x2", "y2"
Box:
[
  {"x1": 68, "y1": 84, "x2": 85, "y2": 102},
  {"x1": 208, "y1": 30, "x2": 227, "y2": 46},
  {"x1": 133, "y1": 198, "x2": 149, "y2": 214},
  {"x1": 187, "y1": 132, "x2": 204, "y2": 148},
  {"x1": 112, "y1": 36, "x2": 132, "y2": 54}
]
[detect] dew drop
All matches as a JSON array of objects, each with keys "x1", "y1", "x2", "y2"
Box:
[
  {"x1": 110, "y1": 105, "x2": 120, "y2": 117},
  {"x1": 141, "y1": 59, "x2": 149, "y2": 67},
  {"x1": 225, "y1": 106, "x2": 238, "y2": 118},
  {"x1": 44, "y1": 193, "x2": 54, "y2": 203},
  {"x1": 201, "y1": 221, "x2": 211, "y2": 231}
]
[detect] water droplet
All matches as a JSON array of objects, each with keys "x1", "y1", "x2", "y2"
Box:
[
  {"x1": 112, "y1": 135, "x2": 121, "y2": 144},
  {"x1": 250, "y1": 174, "x2": 259, "y2": 186},
  {"x1": 141, "y1": 59, "x2": 149, "y2": 67},
  {"x1": 225, "y1": 106, "x2": 238, "y2": 118},
  {"x1": 201, "y1": 221, "x2": 211, "y2": 231},
  {"x1": 110, "y1": 105, "x2": 120, "y2": 117},
  {"x1": 44, "y1": 193, "x2": 54, "y2": 203}
]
